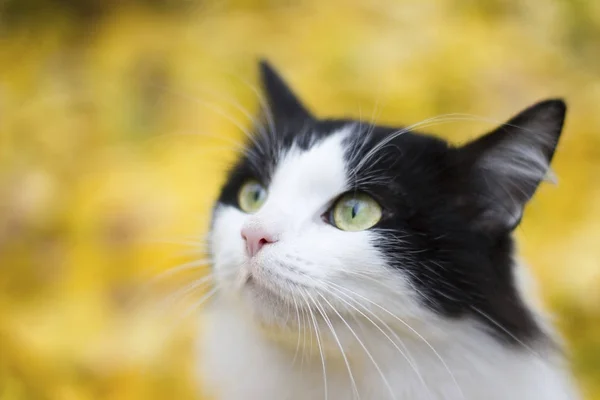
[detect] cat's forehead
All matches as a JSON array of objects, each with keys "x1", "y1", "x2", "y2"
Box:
[
  {"x1": 259, "y1": 119, "x2": 410, "y2": 180},
  {"x1": 217, "y1": 119, "x2": 449, "y2": 212},
  {"x1": 268, "y1": 126, "x2": 352, "y2": 202}
]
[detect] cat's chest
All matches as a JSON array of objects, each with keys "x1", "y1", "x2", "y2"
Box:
[
  {"x1": 198, "y1": 304, "x2": 402, "y2": 400},
  {"x1": 198, "y1": 319, "x2": 457, "y2": 400},
  {"x1": 197, "y1": 303, "x2": 577, "y2": 400}
]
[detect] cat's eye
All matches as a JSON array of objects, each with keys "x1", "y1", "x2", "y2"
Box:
[
  {"x1": 330, "y1": 192, "x2": 382, "y2": 231},
  {"x1": 238, "y1": 180, "x2": 268, "y2": 214}
]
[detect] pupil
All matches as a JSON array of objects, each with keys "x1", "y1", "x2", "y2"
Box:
[
  {"x1": 253, "y1": 189, "x2": 260, "y2": 202},
  {"x1": 351, "y1": 203, "x2": 359, "y2": 219}
]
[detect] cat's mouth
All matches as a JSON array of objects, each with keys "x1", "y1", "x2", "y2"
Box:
[
  {"x1": 244, "y1": 272, "x2": 291, "y2": 302},
  {"x1": 241, "y1": 267, "x2": 309, "y2": 315},
  {"x1": 240, "y1": 273, "x2": 294, "y2": 323},
  {"x1": 237, "y1": 259, "x2": 330, "y2": 326}
]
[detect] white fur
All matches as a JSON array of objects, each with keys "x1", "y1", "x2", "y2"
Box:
[
  {"x1": 199, "y1": 297, "x2": 578, "y2": 400},
  {"x1": 199, "y1": 125, "x2": 580, "y2": 400}
]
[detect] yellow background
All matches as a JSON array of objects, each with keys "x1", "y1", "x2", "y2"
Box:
[{"x1": 0, "y1": 1, "x2": 599, "y2": 399}]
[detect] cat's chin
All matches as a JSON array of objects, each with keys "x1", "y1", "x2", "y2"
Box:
[{"x1": 238, "y1": 274, "x2": 310, "y2": 331}]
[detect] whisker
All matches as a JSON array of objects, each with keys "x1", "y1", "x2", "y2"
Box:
[
  {"x1": 300, "y1": 300, "x2": 309, "y2": 370},
  {"x1": 159, "y1": 274, "x2": 216, "y2": 310},
  {"x1": 309, "y1": 290, "x2": 361, "y2": 400},
  {"x1": 349, "y1": 114, "x2": 453, "y2": 178},
  {"x1": 131, "y1": 259, "x2": 213, "y2": 307},
  {"x1": 180, "y1": 286, "x2": 220, "y2": 319},
  {"x1": 152, "y1": 86, "x2": 264, "y2": 167},
  {"x1": 291, "y1": 294, "x2": 303, "y2": 367},
  {"x1": 188, "y1": 84, "x2": 271, "y2": 147},
  {"x1": 146, "y1": 259, "x2": 212, "y2": 286},
  {"x1": 324, "y1": 284, "x2": 433, "y2": 400},
  {"x1": 327, "y1": 282, "x2": 465, "y2": 400},
  {"x1": 314, "y1": 289, "x2": 397, "y2": 400},
  {"x1": 349, "y1": 113, "x2": 512, "y2": 180},
  {"x1": 155, "y1": 268, "x2": 235, "y2": 312},
  {"x1": 230, "y1": 71, "x2": 277, "y2": 146},
  {"x1": 299, "y1": 289, "x2": 328, "y2": 400},
  {"x1": 225, "y1": 70, "x2": 282, "y2": 171},
  {"x1": 470, "y1": 306, "x2": 542, "y2": 358}
]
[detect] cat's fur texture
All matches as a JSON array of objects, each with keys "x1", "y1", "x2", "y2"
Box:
[{"x1": 197, "y1": 61, "x2": 580, "y2": 400}]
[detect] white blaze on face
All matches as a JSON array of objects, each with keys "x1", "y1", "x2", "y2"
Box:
[
  {"x1": 247, "y1": 128, "x2": 350, "y2": 243},
  {"x1": 209, "y1": 125, "x2": 415, "y2": 322}
]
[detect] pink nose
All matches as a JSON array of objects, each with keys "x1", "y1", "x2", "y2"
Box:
[{"x1": 241, "y1": 227, "x2": 277, "y2": 257}]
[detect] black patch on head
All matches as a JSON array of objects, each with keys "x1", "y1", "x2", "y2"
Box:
[{"x1": 216, "y1": 61, "x2": 567, "y2": 346}]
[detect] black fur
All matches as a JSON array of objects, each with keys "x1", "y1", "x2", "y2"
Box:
[{"x1": 217, "y1": 61, "x2": 566, "y2": 345}]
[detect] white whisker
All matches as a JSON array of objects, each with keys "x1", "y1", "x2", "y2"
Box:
[
  {"x1": 291, "y1": 294, "x2": 303, "y2": 367},
  {"x1": 146, "y1": 259, "x2": 212, "y2": 286},
  {"x1": 300, "y1": 289, "x2": 328, "y2": 400},
  {"x1": 311, "y1": 291, "x2": 361, "y2": 400},
  {"x1": 325, "y1": 284, "x2": 433, "y2": 400},
  {"x1": 180, "y1": 286, "x2": 219, "y2": 319},
  {"x1": 328, "y1": 282, "x2": 465, "y2": 400},
  {"x1": 470, "y1": 306, "x2": 542, "y2": 358},
  {"x1": 313, "y1": 288, "x2": 397, "y2": 400},
  {"x1": 349, "y1": 114, "x2": 506, "y2": 181},
  {"x1": 160, "y1": 274, "x2": 215, "y2": 309}
]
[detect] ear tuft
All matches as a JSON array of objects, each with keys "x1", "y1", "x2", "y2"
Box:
[
  {"x1": 460, "y1": 99, "x2": 567, "y2": 233},
  {"x1": 258, "y1": 59, "x2": 312, "y2": 127}
]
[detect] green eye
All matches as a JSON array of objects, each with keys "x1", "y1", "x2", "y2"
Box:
[
  {"x1": 331, "y1": 192, "x2": 382, "y2": 231},
  {"x1": 238, "y1": 180, "x2": 267, "y2": 213}
]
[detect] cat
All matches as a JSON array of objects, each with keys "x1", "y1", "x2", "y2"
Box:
[{"x1": 197, "y1": 61, "x2": 580, "y2": 400}]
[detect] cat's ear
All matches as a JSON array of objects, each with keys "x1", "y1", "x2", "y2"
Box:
[
  {"x1": 259, "y1": 60, "x2": 313, "y2": 127},
  {"x1": 459, "y1": 99, "x2": 566, "y2": 233}
]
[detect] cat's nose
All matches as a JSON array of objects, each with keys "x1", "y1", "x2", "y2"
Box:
[{"x1": 241, "y1": 227, "x2": 277, "y2": 257}]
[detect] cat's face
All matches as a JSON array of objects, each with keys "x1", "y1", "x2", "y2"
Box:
[{"x1": 209, "y1": 61, "x2": 566, "y2": 344}]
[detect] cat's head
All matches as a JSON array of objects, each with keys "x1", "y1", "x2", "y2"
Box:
[{"x1": 208, "y1": 61, "x2": 566, "y2": 345}]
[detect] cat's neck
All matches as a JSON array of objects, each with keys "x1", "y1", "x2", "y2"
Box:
[{"x1": 197, "y1": 295, "x2": 578, "y2": 400}]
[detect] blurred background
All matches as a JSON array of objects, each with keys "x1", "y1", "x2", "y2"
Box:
[{"x1": 0, "y1": 0, "x2": 599, "y2": 399}]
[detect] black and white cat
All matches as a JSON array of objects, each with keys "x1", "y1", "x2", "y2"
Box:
[{"x1": 197, "y1": 61, "x2": 580, "y2": 400}]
